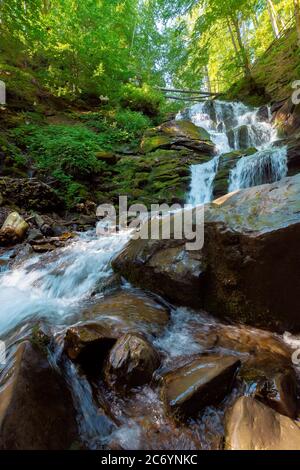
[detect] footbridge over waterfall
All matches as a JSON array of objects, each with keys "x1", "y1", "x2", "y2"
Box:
[{"x1": 156, "y1": 86, "x2": 223, "y2": 102}]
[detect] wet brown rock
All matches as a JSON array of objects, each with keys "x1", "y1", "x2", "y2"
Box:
[
  {"x1": 64, "y1": 291, "x2": 169, "y2": 364},
  {"x1": 215, "y1": 323, "x2": 291, "y2": 359},
  {"x1": 32, "y1": 242, "x2": 56, "y2": 253},
  {"x1": 82, "y1": 291, "x2": 170, "y2": 337},
  {"x1": 273, "y1": 98, "x2": 300, "y2": 137},
  {"x1": 161, "y1": 355, "x2": 240, "y2": 421},
  {"x1": 256, "y1": 105, "x2": 270, "y2": 122},
  {"x1": 225, "y1": 397, "x2": 300, "y2": 450},
  {"x1": 0, "y1": 341, "x2": 78, "y2": 450},
  {"x1": 239, "y1": 355, "x2": 297, "y2": 419},
  {"x1": 104, "y1": 333, "x2": 160, "y2": 390},
  {"x1": 64, "y1": 322, "x2": 117, "y2": 362},
  {"x1": 112, "y1": 235, "x2": 206, "y2": 309},
  {"x1": 31, "y1": 233, "x2": 76, "y2": 253}
]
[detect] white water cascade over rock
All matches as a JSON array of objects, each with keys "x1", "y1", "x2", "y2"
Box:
[
  {"x1": 0, "y1": 228, "x2": 131, "y2": 336},
  {"x1": 229, "y1": 146, "x2": 288, "y2": 192},
  {"x1": 187, "y1": 156, "x2": 220, "y2": 205},
  {"x1": 178, "y1": 100, "x2": 288, "y2": 204}
]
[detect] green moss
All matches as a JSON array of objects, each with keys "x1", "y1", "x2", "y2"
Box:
[
  {"x1": 140, "y1": 134, "x2": 171, "y2": 154},
  {"x1": 161, "y1": 120, "x2": 211, "y2": 141}
]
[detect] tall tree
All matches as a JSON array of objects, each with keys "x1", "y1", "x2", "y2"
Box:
[
  {"x1": 294, "y1": 0, "x2": 300, "y2": 46},
  {"x1": 267, "y1": 0, "x2": 280, "y2": 37}
]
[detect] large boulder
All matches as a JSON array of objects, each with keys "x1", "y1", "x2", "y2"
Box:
[
  {"x1": 140, "y1": 120, "x2": 215, "y2": 156},
  {"x1": 0, "y1": 177, "x2": 63, "y2": 212},
  {"x1": 161, "y1": 355, "x2": 240, "y2": 421},
  {"x1": 227, "y1": 125, "x2": 250, "y2": 150},
  {"x1": 104, "y1": 333, "x2": 160, "y2": 391},
  {"x1": 256, "y1": 105, "x2": 270, "y2": 122},
  {"x1": 0, "y1": 211, "x2": 29, "y2": 245},
  {"x1": 113, "y1": 175, "x2": 300, "y2": 332},
  {"x1": 225, "y1": 397, "x2": 300, "y2": 450},
  {"x1": 113, "y1": 236, "x2": 206, "y2": 309},
  {"x1": 0, "y1": 341, "x2": 78, "y2": 450}
]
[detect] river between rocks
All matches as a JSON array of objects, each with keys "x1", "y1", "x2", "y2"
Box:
[{"x1": 0, "y1": 100, "x2": 294, "y2": 450}]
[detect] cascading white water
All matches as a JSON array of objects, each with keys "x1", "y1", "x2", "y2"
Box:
[
  {"x1": 188, "y1": 156, "x2": 220, "y2": 205},
  {"x1": 178, "y1": 100, "x2": 288, "y2": 203},
  {"x1": 229, "y1": 146, "x2": 288, "y2": 192},
  {"x1": 0, "y1": 229, "x2": 131, "y2": 336}
]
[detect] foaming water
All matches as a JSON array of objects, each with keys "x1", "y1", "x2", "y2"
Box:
[
  {"x1": 154, "y1": 307, "x2": 215, "y2": 359},
  {"x1": 188, "y1": 156, "x2": 220, "y2": 205},
  {"x1": 229, "y1": 146, "x2": 288, "y2": 191},
  {"x1": 178, "y1": 100, "x2": 286, "y2": 204},
  {"x1": 0, "y1": 230, "x2": 131, "y2": 336}
]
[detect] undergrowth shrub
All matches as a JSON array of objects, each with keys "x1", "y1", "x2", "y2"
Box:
[
  {"x1": 76, "y1": 108, "x2": 151, "y2": 146},
  {"x1": 11, "y1": 124, "x2": 108, "y2": 205},
  {"x1": 119, "y1": 84, "x2": 163, "y2": 117}
]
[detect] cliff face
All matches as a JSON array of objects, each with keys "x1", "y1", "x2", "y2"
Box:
[{"x1": 227, "y1": 28, "x2": 300, "y2": 107}]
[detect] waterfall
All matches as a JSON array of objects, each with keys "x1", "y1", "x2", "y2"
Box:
[
  {"x1": 229, "y1": 146, "x2": 288, "y2": 192},
  {"x1": 179, "y1": 100, "x2": 287, "y2": 203},
  {"x1": 188, "y1": 156, "x2": 220, "y2": 205}
]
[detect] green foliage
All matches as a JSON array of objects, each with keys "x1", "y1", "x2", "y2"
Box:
[
  {"x1": 119, "y1": 84, "x2": 164, "y2": 117},
  {"x1": 114, "y1": 109, "x2": 151, "y2": 136},
  {"x1": 11, "y1": 124, "x2": 108, "y2": 205},
  {"x1": 0, "y1": 132, "x2": 27, "y2": 176},
  {"x1": 75, "y1": 108, "x2": 151, "y2": 146},
  {"x1": 0, "y1": 0, "x2": 168, "y2": 103}
]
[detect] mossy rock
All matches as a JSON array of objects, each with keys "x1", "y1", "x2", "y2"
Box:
[
  {"x1": 140, "y1": 134, "x2": 172, "y2": 154},
  {"x1": 160, "y1": 120, "x2": 211, "y2": 141},
  {"x1": 95, "y1": 151, "x2": 119, "y2": 165},
  {"x1": 140, "y1": 120, "x2": 213, "y2": 155}
]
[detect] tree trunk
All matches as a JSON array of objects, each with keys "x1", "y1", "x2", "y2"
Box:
[
  {"x1": 227, "y1": 18, "x2": 240, "y2": 62},
  {"x1": 294, "y1": 0, "x2": 300, "y2": 47},
  {"x1": 253, "y1": 14, "x2": 259, "y2": 28},
  {"x1": 230, "y1": 16, "x2": 251, "y2": 79},
  {"x1": 205, "y1": 66, "x2": 212, "y2": 94},
  {"x1": 267, "y1": 0, "x2": 280, "y2": 38}
]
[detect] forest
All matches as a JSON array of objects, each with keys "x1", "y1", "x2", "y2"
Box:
[{"x1": 0, "y1": 0, "x2": 300, "y2": 455}]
